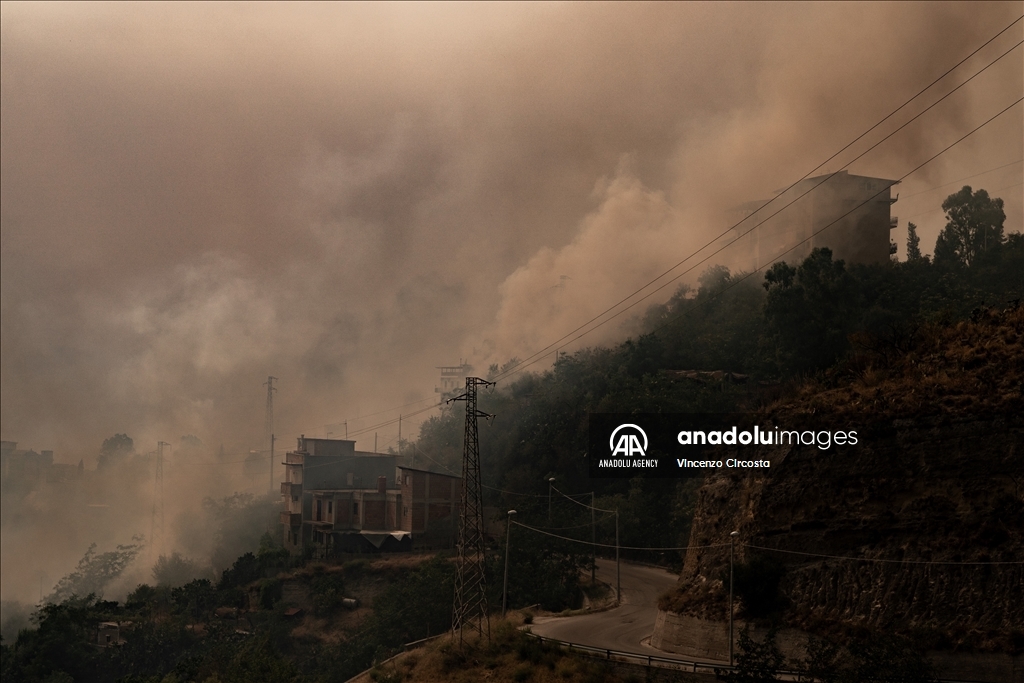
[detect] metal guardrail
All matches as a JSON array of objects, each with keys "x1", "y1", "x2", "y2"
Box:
[
  {"x1": 525, "y1": 633, "x2": 741, "y2": 676},
  {"x1": 524, "y1": 633, "x2": 994, "y2": 683}
]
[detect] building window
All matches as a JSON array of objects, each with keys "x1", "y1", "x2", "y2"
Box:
[
  {"x1": 328, "y1": 500, "x2": 333, "y2": 516},
  {"x1": 353, "y1": 502, "x2": 359, "y2": 517}
]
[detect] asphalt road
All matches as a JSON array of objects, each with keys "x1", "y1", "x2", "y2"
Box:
[{"x1": 529, "y1": 559, "x2": 678, "y2": 656}]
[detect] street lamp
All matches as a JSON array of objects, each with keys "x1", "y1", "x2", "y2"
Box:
[
  {"x1": 547, "y1": 477, "x2": 556, "y2": 522},
  {"x1": 590, "y1": 491, "x2": 596, "y2": 585},
  {"x1": 729, "y1": 530, "x2": 739, "y2": 667},
  {"x1": 502, "y1": 510, "x2": 517, "y2": 618},
  {"x1": 615, "y1": 508, "x2": 621, "y2": 604}
]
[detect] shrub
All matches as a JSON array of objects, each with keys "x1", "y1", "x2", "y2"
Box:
[{"x1": 513, "y1": 664, "x2": 533, "y2": 682}]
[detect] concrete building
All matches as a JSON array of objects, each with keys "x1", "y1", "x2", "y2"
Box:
[
  {"x1": 1, "y1": 441, "x2": 80, "y2": 485},
  {"x1": 280, "y1": 436, "x2": 462, "y2": 556},
  {"x1": 729, "y1": 171, "x2": 900, "y2": 269},
  {"x1": 398, "y1": 466, "x2": 461, "y2": 548},
  {"x1": 436, "y1": 363, "x2": 473, "y2": 395}
]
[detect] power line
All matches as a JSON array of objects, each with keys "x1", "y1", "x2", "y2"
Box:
[
  {"x1": 489, "y1": 21, "x2": 1024, "y2": 384},
  {"x1": 316, "y1": 395, "x2": 443, "y2": 433},
  {"x1": 901, "y1": 158, "x2": 1022, "y2": 199},
  {"x1": 199, "y1": 16, "x2": 1024, "y2": 453},
  {"x1": 745, "y1": 544, "x2": 1024, "y2": 566},
  {"x1": 530, "y1": 516, "x2": 615, "y2": 531},
  {"x1": 511, "y1": 520, "x2": 722, "y2": 552},
  {"x1": 492, "y1": 37, "x2": 1023, "y2": 382},
  {"x1": 498, "y1": 93, "x2": 1024, "y2": 382},
  {"x1": 630, "y1": 96, "x2": 1024, "y2": 343},
  {"x1": 203, "y1": 16, "x2": 1023, "y2": 447},
  {"x1": 510, "y1": 522, "x2": 1024, "y2": 565}
]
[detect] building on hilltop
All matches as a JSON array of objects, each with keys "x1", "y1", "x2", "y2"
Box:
[
  {"x1": 728, "y1": 171, "x2": 900, "y2": 269},
  {"x1": 280, "y1": 436, "x2": 462, "y2": 557},
  {"x1": 436, "y1": 362, "x2": 473, "y2": 396},
  {"x1": 1, "y1": 441, "x2": 82, "y2": 485}
]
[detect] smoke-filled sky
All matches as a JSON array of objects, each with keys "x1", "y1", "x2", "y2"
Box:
[{"x1": 2, "y1": 2, "x2": 1022, "y2": 461}]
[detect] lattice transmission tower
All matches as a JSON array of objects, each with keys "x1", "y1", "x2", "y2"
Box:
[
  {"x1": 450, "y1": 376, "x2": 494, "y2": 645},
  {"x1": 264, "y1": 376, "x2": 277, "y2": 495}
]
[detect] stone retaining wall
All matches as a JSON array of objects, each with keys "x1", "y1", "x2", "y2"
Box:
[{"x1": 651, "y1": 610, "x2": 1024, "y2": 683}]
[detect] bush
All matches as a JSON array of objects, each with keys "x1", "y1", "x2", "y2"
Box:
[
  {"x1": 258, "y1": 578, "x2": 282, "y2": 610},
  {"x1": 513, "y1": 664, "x2": 533, "y2": 682},
  {"x1": 309, "y1": 571, "x2": 347, "y2": 616}
]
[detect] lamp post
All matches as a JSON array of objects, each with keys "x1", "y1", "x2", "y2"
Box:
[
  {"x1": 729, "y1": 530, "x2": 739, "y2": 667},
  {"x1": 590, "y1": 491, "x2": 596, "y2": 585},
  {"x1": 615, "y1": 508, "x2": 621, "y2": 604},
  {"x1": 502, "y1": 510, "x2": 517, "y2": 618},
  {"x1": 547, "y1": 477, "x2": 556, "y2": 523}
]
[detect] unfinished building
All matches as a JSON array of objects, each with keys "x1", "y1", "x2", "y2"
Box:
[{"x1": 280, "y1": 436, "x2": 461, "y2": 556}]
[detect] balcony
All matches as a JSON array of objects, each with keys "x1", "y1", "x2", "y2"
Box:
[
  {"x1": 281, "y1": 482, "x2": 302, "y2": 497},
  {"x1": 280, "y1": 512, "x2": 301, "y2": 527}
]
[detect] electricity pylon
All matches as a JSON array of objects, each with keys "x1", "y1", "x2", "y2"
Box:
[{"x1": 450, "y1": 377, "x2": 494, "y2": 645}]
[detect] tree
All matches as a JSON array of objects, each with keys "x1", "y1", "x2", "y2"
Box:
[
  {"x1": 934, "y1": 186, "x2": 1005, "y2": 267},
  {"x1": 152, "y1": 552, "x2": 205, "y2": 588},
  {"x1": 906, "y1": 222, "x2": 923, "y2": 261},
  {"x1": 47, "y1": 538, "x2": 143, "y2": 603},
  {"x1": 98, "y1": 433, "x2": 134, "y2": 469},
  {"x1": 763, "y1": 248, "x2": 858, "y2": 374},
  {"x1": 723, "y1": 627, "x2": 785, "y2": 682}
]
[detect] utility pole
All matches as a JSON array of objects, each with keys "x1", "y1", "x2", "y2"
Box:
[
  {"x1": 502, "y1": 510, "x2": 516, "y2": 618},
  {"x1": 450, "y1": 377, "x2": 494, "y2": 645},
  {"x1": 398, "y1": 414, "x2": 402, "y2": 455},
  {"x1": 269, "y1": 433, "x2": 276, "y2": 496},
  {"x1": 264, "y1": 376, "x2": 277, "y2": 495},
  {"x1": 547, "y1": 477, "x2": 556, "y2": 523},
  {"x1": 591, "y1": 492, "x2": 596, "y2": 585},
  {"x1": 151, "y1": 441, "x2": 168, "y2": 558},
  {"x1": 729, "y1": 530, "x2": 739, "y2": 667},
  {"x1": 615, "y1": 508, "x2": 620, "y2": 604}
]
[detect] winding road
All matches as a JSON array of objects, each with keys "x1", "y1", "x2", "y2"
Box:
[{"x1": 529, "y1": 559, "x2": 678, "y2": 655}]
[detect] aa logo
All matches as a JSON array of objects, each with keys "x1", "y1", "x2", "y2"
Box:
[{"x1": 609, "y1": 424, "x2": 648, "y2": 457}]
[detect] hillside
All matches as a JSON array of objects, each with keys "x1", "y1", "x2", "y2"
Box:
[{"x1": 659, "y1": 305, "x2": 1024, "y2": 652}]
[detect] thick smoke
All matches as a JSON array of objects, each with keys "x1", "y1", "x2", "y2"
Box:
[{"x1": 1, "y1": 3, "x2": 1021, "y2": 603}]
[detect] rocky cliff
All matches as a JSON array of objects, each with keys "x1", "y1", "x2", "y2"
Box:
[{"x1": 657, "y1": 306, "x2": 1024, "y2": 653}]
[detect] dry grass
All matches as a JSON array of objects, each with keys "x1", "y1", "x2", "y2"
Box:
[
  {"x1": 356, "y1": 619, "x2": 631, "y2": 683},
  {"x1": 787, "y1": 305, "x2": 1024, "y2": 422}
]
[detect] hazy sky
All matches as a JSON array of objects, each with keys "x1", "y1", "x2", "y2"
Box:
[{"x1": 2, "y1": 2, "x2": 1022, "y2": 461}]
